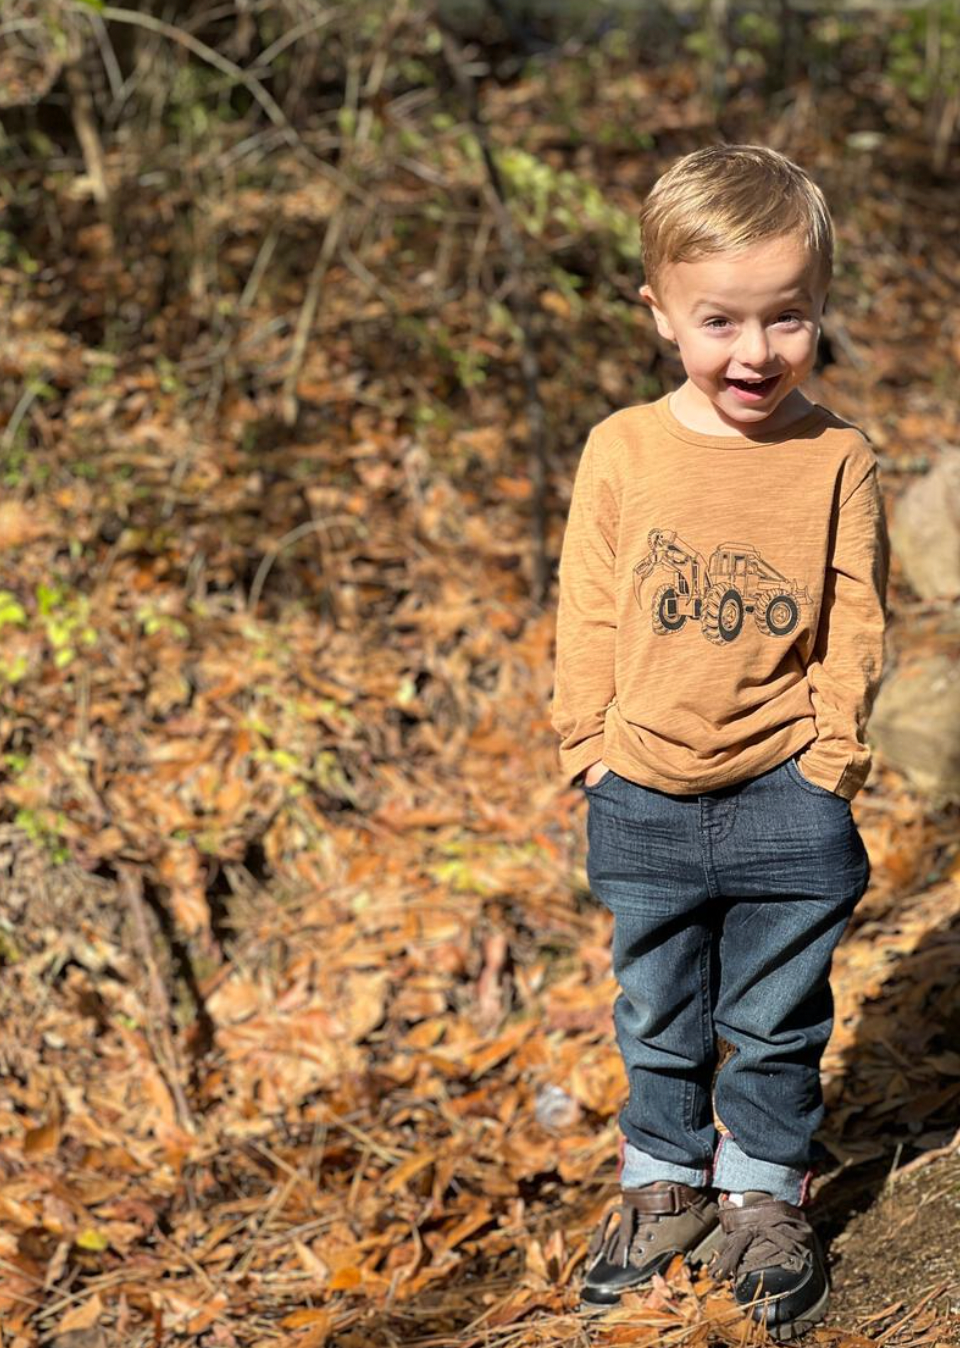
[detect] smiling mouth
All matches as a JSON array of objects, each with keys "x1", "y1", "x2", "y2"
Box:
[{"x1": 726, "y1": 375, "x2": 781, "y2": 393}]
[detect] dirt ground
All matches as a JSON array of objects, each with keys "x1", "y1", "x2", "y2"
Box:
[{"x1": 819, "y1": 1150, "x2": 960, "y2": 1340}]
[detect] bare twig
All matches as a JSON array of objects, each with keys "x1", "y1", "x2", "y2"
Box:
[
  {"x1": 97, "y1": 4, "x2": 293, "y2": 144},
  {"x1": 118, "y1": 865, "x2": 196, "y2": 1134},
  {"x1": 86, "y1": 8, "x2": 124, "y2": 100},
  {"x1": 239, "y1": 223, "x2": 281, "y2": 310},
  {"x1": 434, "y1": 15, "x2": 551, "y2": 605},
  {"x1": 247, "y1": 5, "x2": 345, "y2": 74},
  {"x1": 89, "y1": 4, "x2": 364, "y2": 204},
  {"x1": 65, "y1": 61, "x2": 110, "y2": 205},
  {"x1": 246, "y1": 514, "x2": 363, "y2": 613},
  {"x1": 933, "y1": 92, "x2": 959, "y2": 175},
  {"x1": 279, "y1": 1, "x2": 407, "y2": 426},
  {"x1": 279, "y1": 206, "x2": 346, "y2": 427},
  {"x1": 888, "y1": 1125, "x2": 960, "y2": 1180},
  {"x1": 0, "y1": 381, "x2": 39, "y2": 454},
  {"x1": 874, "y1": 1280, "x2": 952, "y2": 1344}
]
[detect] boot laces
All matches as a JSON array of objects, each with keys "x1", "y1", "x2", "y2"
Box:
[
  {"x1": 587, "y1": 1198, "x2": 661, "y2": 1268},
  {"x1": 712, "y1": 1208, "x2": 810, "y2": 1281}
]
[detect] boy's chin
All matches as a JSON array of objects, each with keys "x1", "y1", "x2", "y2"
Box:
[{"x1": 720, "y1": 399, "x2": 783, "y2": 419}]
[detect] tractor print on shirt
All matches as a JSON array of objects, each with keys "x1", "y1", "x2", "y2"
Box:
[{"x1": 633, "y1": 529, "x2": 812, "y2": 644}]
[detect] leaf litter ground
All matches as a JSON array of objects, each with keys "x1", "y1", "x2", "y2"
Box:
[{"x1": 0, "y1": 41, "x2": 959, "y2": 1348}]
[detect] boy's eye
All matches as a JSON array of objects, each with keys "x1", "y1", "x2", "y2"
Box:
[{"x1": 703, "y1": 313, "x2": 803, "y2": 329}]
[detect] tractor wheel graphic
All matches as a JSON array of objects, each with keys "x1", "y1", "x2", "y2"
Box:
[
  {"x1": 652, "y1": 583, "x2": 686, "y2": 634},
  {"x1": 756, "y1": 593, "x2": 800, "y2": 637},
  {"x1": 702, "y1": 585, "x2": 744, "y2": 644}
]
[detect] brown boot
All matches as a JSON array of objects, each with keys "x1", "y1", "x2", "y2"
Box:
[
  {"x1": 580, "y1": 1181, "x2": 722, "y2": 1310},
  {"x1": 711, "y1": 1192, "x2": 829, "y2": 1341}
]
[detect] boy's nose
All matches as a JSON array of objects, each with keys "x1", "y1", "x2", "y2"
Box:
[{"x1": 734, "y1": 324, "x2": 773, "y2": 368}]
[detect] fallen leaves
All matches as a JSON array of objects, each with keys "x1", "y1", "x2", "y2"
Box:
[
  {"x1": 0, "y1": 501, "x2": 54, "y2": 551},
  {"x1": 0, "y1": 14, "x2": 957, "y2": 1348}
]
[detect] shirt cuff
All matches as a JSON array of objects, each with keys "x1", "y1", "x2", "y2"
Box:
[
  {"x1": 560, "y1": 737, "x2": 605, "y2": 788},
  {"x1": 796, "y1": 746, "x2": 870, "y2": 800}
]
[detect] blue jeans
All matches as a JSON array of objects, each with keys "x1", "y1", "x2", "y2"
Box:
[{"x1": 582, "y1": 753, "x2": 870, "y2": 1203}]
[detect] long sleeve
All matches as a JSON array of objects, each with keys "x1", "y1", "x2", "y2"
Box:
[
  {"x1": 550, "y1": 429, "x2": 620, "y2": 786},
  {"x1": 796, "y1": 462, "x2": 890, "y2": 799}
]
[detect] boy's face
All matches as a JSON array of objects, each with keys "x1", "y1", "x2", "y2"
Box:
[{"x1": 638, "y1": 234, "x2": 828, "y2": 432}]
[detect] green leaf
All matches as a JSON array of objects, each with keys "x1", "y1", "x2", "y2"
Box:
[
  {"x1": 0, "y1": 655, "x2": 28, "y2": 684},
  {"x1": 0, "y1": 931, "x2": 21, "y2": 964},
  {"x1": 37, "y1": 582, "x2": 62, "y2": 616},
  {"x1": 0, "y1": 593, "x2": 27, "y2": 628}
]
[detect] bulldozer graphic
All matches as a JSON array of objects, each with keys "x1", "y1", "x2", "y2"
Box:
[{"x1": 633, "y1": 529, "x2": 811, "y2": 644}]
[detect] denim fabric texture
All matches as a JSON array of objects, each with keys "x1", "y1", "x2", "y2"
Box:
[{"x1": 583, "y1": 753, "x2": 870, "y2": 1203}]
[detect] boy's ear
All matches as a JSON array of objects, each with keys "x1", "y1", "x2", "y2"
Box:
[{"x1": 638, "y1": 283, "x2": 677, "y2": 343}]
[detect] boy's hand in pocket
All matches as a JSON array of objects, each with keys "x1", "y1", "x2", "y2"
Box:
[{"x1": 583, "y1": 760, "x2": 610, "y2": 788}]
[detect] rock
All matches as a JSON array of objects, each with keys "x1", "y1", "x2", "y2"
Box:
[
  {"x1": 870, "y1": 655, "x2": 960, "y2": 802},
  {"x1": 889, "y1": 449, "x2": 960, "y2": 599},
  {"x1": 534, "y1": 1083, "x2": 582, "y2": 1132}
]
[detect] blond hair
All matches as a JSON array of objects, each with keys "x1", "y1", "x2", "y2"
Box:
[{"x1": 639, "y1": 144, "x2": 834, "y2": 297}]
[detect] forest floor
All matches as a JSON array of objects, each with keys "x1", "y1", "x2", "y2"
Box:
[{"x1": 1, "y1": 15, "x2": 959, "y2": 1347}]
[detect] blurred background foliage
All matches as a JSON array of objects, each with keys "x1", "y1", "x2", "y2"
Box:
[
  {"x1": 0, "y1": 0, "x2": 956, "y2": 380},
  {"x1": 1, "y1": 0, "x2": 958, "y2": 599},
  {"x1": 1, "y1": 12, "x2": 959, "y2": 1346}
]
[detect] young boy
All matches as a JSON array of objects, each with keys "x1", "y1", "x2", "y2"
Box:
[{"x1": 550, "y1": 144, "x2": 889, "y2": 1340}]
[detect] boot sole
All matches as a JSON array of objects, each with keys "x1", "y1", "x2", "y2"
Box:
[{"x1": 578, "y1": 1221, "x2": 725, "y2": 1314}]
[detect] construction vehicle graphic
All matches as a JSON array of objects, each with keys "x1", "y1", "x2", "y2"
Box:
[{"x1": 633, "y1": 529, "x2": 811, "y2": 644}]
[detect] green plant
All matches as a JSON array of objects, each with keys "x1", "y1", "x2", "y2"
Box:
[
  {"x1": 1, "y1": 375, "x2": 57, "y2": 486},
  {"x1": 136, "y1": 603, "x2": 189, "y2": 640},
  {"x1": 495, "y1": 147, "x2": 640, "y2": 264},
  {"x1": 886, "y1": 2, "x2": 960, "y2": 102},
  {"x1": 0, "y1": 592, "x2": 27, "y2": 630},
  {"x1": 0, "y1": 229, "x2": 38, "y2": 274},
  {"x1": 36, "y1": 583, "x2": 98, "y2": 669},
  {"x1": 395, "y1": 315, "x2": 489, "y2": 393},
  {"x1": 14, "y1": 807, "x2": 70, "y2": 864}
]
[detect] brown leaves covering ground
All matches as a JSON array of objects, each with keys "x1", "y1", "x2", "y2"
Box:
[{"x1": 0, "y1": 28, "x2": 959, "y2": 1348}]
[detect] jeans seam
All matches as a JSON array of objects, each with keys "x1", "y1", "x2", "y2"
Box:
[
  {"x1": 785, "y1": 757, "x2": 842, "y2": 800},
  {"x1": 698, "y1": 799, "x2": 720, "y2": 900},
  {"x1": 698, "y1": 925, "x2": 714, "y2": 1164},
  {"x1": 682, "y1": 1075, "x2": 694, "y2": 1165}
]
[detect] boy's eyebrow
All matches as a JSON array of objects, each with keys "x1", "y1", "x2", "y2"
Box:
[{"x1": 691, "y1": 288, "x2": 813, "y2": 313}]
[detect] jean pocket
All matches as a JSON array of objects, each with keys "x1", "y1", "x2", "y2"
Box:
[
  {"x1": 581, "y1": 767, "x2": 614, "y2": 793},
  {"x1": 784, "y1": 755, "x2": 845, "y2": 802}
]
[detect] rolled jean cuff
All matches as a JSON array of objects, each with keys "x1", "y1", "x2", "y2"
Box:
[
  {"x1": 620, "y1": 1139, "x2": 711, "y2": 1190},
  {"x1": 713, "y1": 1134, "x2": 812, "y2": 1205}
]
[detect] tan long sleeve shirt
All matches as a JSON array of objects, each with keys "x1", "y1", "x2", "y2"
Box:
[{"x1": 551, "y1": 393, "x2": 890, "y2": 800}]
